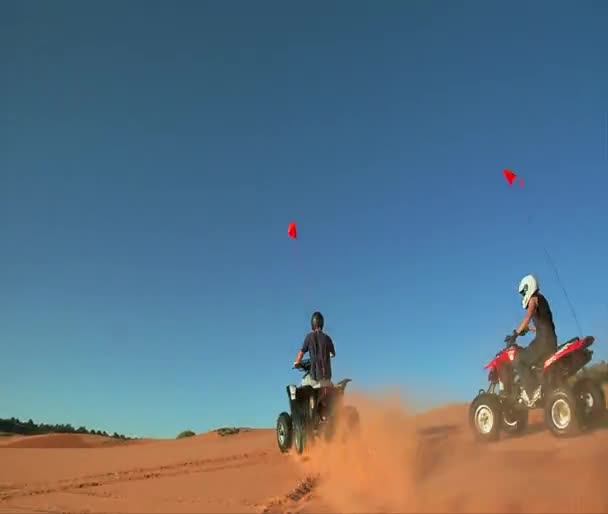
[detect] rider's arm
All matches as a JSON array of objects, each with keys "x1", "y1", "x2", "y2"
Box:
[
  {"x1": 294, "y1": 336, "x2": 310, "y2": 366},
  {"x1": 294, "y1": 351, "x2": 305, "y2": 366},
  {"x1": 517, "y1": 296, "x2": 537, "y2": 335}
]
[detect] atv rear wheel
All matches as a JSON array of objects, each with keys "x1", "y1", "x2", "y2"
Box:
[
  {"x1": 501, "y1": 404, "x2": 529, "y2": 436},
  {"x1": 322, "y1": 405, "x2": 360, "y2": 443},
  {"x1": 276, "y1": 412, "x2": 293, "y2": 453},
  {"x1": 339, "y1": 405, "x2": 360, "y2": 442},
  {"x1": 544, "y1": 387, "x2": 581, "y2": 437},
  {"x1": 469, "y1": 393, "x2": 501, "y2": 442},
  {"x1": 293, "y1": 419, "x2": 309, "y2": 454},
  {"x1": 573, "y1": 378, "x2": 606, "y2": 430},
  {"x1": 342, "y1": 405, "x2": 360, "y2": 433}
]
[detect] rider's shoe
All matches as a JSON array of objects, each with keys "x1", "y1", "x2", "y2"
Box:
[
  {"x1": 520, "y1": 386, "x2": 542, "y2": 408},
  {"x1": 530, "y1": 385, "x2": 542, "y2": 404}
]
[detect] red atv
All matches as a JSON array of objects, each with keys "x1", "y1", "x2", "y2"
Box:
[{"x1": 470, "y1": 334, "x2": 605, "y2": 441}]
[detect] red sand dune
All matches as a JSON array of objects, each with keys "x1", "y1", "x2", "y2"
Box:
[
  {"x1": 2, "y1": 396, "x2": 608, "y2": 513},
  {"x1": 0, "y1": 433, "x2": 143, "y2": 449}
]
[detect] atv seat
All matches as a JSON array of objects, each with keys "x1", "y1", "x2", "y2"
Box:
[
  {"x1": 556, "y1": 337, "x2": 579, "y2": 351},
  {"x1": 528, "y1": 338, "x2": 581, "y2": 371},
  {"x1": 555, "y1": 335, "x2": 595, "y2": 352}
]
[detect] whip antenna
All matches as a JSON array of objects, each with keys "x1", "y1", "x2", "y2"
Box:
[
  {"x1": 518, "y1": 179, "x2": 583, "y2": 337},
  {"x1": 541, "y1": 246, "x2": 583, "y2": 338}
]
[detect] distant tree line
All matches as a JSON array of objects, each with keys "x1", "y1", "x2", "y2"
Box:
[
  {"x1": 579, "y1": 361, "x2": 608, "y2": 383},
  {"x1": 0, "y1": 417, "x2": 131, "y2": 439}
]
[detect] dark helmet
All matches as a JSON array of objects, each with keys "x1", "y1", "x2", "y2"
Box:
[{"x1": 311, "y1": 311, "x2": 324, "y2": 330}]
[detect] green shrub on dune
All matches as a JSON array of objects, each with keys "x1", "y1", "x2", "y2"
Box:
[
  {"x1": 176, "y1": 430, "x2": 196, "y2": 439},
  {"x1": 216, "y1": 427, "x2": 241, "y2": 437}
]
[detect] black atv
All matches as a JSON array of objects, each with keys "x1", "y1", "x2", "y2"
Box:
[{"x1": 276, "y1": 359, "x2": 360, "y2": 454}]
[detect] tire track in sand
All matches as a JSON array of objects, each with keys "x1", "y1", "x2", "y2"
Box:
[
  {"x1": 0, "y1": 449, "x2": 271, "y2": 501},
  {"x1": 257, "y1": 474, "x2": 320, "y2": 514}
]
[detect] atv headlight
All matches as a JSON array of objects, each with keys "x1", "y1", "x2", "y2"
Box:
[{"x1": 289, "y1": 385, "x2": 297, "y2": 400}]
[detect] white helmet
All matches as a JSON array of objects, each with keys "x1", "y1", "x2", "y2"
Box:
[{"x1": 518, "y1": 274, "x2": 539, "y2": 309}]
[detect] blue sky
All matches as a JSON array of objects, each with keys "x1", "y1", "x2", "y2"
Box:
[{"x1": 1, "y1": 1, "x2": 607, "y2": 438}]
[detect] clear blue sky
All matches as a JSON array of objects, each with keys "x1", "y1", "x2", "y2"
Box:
[{"x1": 1, "y1": 1, "x2": 607, "y2": 438}]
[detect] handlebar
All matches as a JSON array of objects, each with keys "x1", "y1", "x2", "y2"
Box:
[
  {"x1": 504, "y1": 330, "x2": 518, "y2": 348},
  {"x1": 293, "y1": 354, "x2": 334, "y2": 371},
  {"x1": 293, "y1": 359, "x2": 311, "y2": 371},
  {"x1": 503, "y1": 330, "x2": 526, "y2": 351}
]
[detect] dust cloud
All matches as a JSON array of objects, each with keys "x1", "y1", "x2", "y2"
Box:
[{"x1": 292, "y1": 392, "x2": 608, "y2": 514}]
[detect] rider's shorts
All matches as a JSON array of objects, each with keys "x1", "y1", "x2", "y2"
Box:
[{"x1": 301, "y1": 375, "x2": 333, "y2": 389}]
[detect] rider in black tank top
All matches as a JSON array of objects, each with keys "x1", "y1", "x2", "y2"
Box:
[
  {"x1": 531, "y1": 292, "x2": 557, "y2": 347},
  {"x1": 511, "y1": 274, "x2": 558, "y2": 403}
]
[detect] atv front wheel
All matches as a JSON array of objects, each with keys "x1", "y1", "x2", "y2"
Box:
[
  {"x1": 469, "y1": 393, "x2": 501, "y2": 442},
  {"x1": 573, "y1": 378, "x2": 606, "y2": 430},
  {"x1": 544, "y1": 387, "x2": 581, "y2": 437},
  {"x1": 276, "y1": 412, "x2": 293, "y2": 453}
]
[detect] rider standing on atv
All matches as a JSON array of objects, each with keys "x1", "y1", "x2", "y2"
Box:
[
  {"x1": 509, "y1": 274, "x2": 558, "y2": 406},
  {"x1": 293, "y1": 311, "x2": 335, "y2": 388}
]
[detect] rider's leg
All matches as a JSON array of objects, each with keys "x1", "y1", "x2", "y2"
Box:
[
  {"x1": 301, "y1": 374, "x2": 319, "y2": 388},
  {"x1": 301, "y1": 375, "x2": 332, "y2": 389},
  {"x1": 515, "y1": 337, "x2": 555, "y2": 398},
  {"x1": 514, "y1": 346, "x2": 536, "y2": 398},
  {"x1": 315, "y1": 382, "x2": 333, "y2": 421},
  {"x1": 526, "y1": 336, "x2": 556, "y2": 368},
  {"x1": 300, "y1": 377, "x2": 333, "y2": 421}
]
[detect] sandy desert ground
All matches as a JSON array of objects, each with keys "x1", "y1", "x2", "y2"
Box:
[{"x1": 2, "y1": 395, "x2": 608, "y2": 514}]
